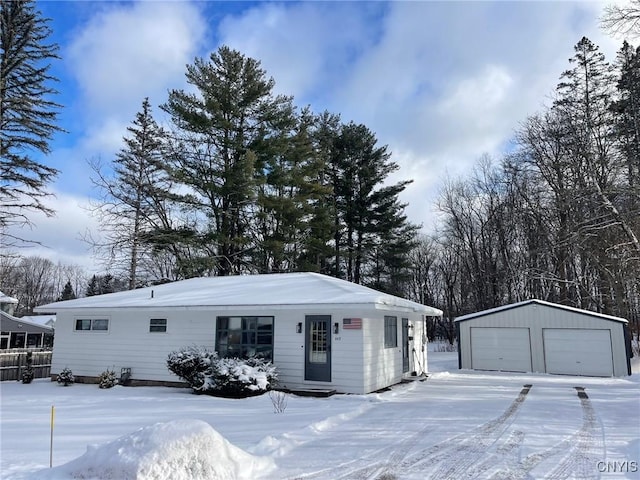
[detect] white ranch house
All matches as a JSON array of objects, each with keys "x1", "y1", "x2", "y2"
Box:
[{"x1": 36, "y1": 273, "x2": 442, "y2": 394}]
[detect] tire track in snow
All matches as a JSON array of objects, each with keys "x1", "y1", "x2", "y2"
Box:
[
  {"x1": 292, "y1": 416, "x2": 437, "y2": 480},
  {"x1": 543, "y1": 387, "x2": 602, "y2": 480},
  {"x1": 490, "y1": 386, "x2": 603, "y2": 480},
  {"x1": 405, "y1": 384, "x2": 532, "y2": 480},
  {"x1": 324, "y1": 384, "x2": 531, "y2": 480}
]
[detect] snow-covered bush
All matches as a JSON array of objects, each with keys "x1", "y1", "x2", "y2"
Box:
[
  {"x1": 167, "y1": 346, "x2": 277, "y2": 397},
  {"x1": 98, "y1": 368, "x2": 118, "y2": 389},
  {"x1": 57, "y1": 367, "x2": 74, "y2": 386},
  {"x1": 21, "y1": 351, "x2": 34, "y2": 384},
  {"x1": 167, "y1": 346, "x2": 218, "y2": 391}
]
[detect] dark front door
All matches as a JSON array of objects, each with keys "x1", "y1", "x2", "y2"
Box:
[
  {"x1": 305, "y1": 315, "x2": 331, "y2": 382},
  {"x1": 402, "y1": 318, "x2": 410, "y2": 373}
]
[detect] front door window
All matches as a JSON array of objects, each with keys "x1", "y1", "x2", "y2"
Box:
[{"x1": 309, "y1": 320, "x2": 328, "y2": 364}]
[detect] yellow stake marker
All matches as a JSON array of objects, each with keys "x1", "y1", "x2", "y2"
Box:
[{"x1": 50, "y1": 405, "x2": 55, "y2": 468}]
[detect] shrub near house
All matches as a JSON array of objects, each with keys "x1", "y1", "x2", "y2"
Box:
[{"x1": 167, "y1": 346, "x2": 277, "y2": 398}]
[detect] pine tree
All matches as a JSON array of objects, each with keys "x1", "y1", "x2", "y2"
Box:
[
  {"x1": 85, "y1": 275, "x2": 99, "y2": 297},
  {"x1": 613, "y1": 42, "x2": 640, "y2": 188},
  {"x1": 0, "y1": 0, "x2": 63, "y2": 243},
  {"x1": 556, "y1": 38, "x2": 640, "y2": 265},
  {"x1": 59, "y1": 280, "x2": 75, "y2": 300},
  {"x1": 251, "y1": 106, "x2": 306, "y2": 272},
  {"x1": 87, "y1": 98, "x2": 171, "y2": 288},
  {"x1": 85, "y1": 273, "x2": 122, "y2": 296},
  {"x1": 162, "y1": 46, "x2": 295, "y2": 276},
  {"x1": 330, "y1": 122, "x2": 417, "y2": 288},
  {"x1": 295, "y1": 110, "x2": 337, "y2": 274}
]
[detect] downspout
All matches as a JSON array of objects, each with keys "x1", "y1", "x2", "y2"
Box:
[
  {"x1": 456, "y1": 321, "x2": 461, "y2": 370},
  {"x1": 623, "y1": 324, "x2": 633, "y2": 376}
]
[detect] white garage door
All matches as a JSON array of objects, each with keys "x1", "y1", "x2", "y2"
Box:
[
  {"x1": 470, "y1": 327, "x2": 532, "y2": 372},
  {"x1": 543, "y1": 328, "x2": 613, "y2": 377}
]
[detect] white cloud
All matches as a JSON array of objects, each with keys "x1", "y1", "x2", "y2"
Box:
[
  {"x1": 7, "y1": 191, "x2": 101, "y2": 273},
  {"x1": 26, "y1": 0, "x2": 628, "y2": 270},
  {"x1": 217, "y1": 2, "x2": 381, "y2": 102},
  {"x1": 48, "y1": 1, "x2": 209, "y2": 198},
  {"x1": 67, "y1": 1, "x2": 206, "y2": 116}
]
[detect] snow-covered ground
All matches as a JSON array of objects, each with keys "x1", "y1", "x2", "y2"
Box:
[{"x1": 1, "y1": 352, "x2": 639, "y2": 479}]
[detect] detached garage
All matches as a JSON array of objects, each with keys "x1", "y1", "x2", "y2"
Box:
[{"x1": 456, "y1": 300, "x2": 632, "y2": 377}]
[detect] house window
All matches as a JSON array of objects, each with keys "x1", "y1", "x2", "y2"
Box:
[
  {"x1": 149, "y1": 318, "x2": 167, "y2": 333},
  {"x1": 75, "y1": 318, "x2": 109, "y2": 332},
  {"x1": 384, "y1": 316, "x2": 397, "y2": 348},
  {"x1": 216, "y1": 316, "x2": 273, "y2": 360}
]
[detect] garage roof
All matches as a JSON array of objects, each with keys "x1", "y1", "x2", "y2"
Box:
[
  {"x1": 35, "y1": 272, "x2": 443, "y2": 316},
  {"x1": 454, "y1": 299, "x2": 627, "y2": 324}
]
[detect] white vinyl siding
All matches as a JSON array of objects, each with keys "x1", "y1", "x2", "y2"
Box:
[{"x1": 51, "y1": 306, "x2": 429, "y2": 394}]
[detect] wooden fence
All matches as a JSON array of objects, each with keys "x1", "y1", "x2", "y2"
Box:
[{"x1": 0, "y1": 349, "x2": 52, "y2": 381}]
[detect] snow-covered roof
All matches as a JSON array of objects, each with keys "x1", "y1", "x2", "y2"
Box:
[
  {"x1": 0, "y1": 311, "x2": 55, "y2": 331},
  {"x1": 0, "y1": 291, "x2": 18, "y2": 304},
  {"x1": 35, "y1": 272, "x2": 443, "y2": 316},
  {"x1": 454, "y1": 299, "x2": 628, "y2": 323},
  {"x1": 20, "y1": 315, "x2": 56, "y2": 327}
]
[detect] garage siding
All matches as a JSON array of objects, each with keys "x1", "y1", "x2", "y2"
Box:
[{"x1": 456, "y1": 301, "x2": 629, "y2": 377}]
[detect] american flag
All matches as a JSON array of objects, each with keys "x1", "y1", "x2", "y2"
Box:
[{"x1": 343, "y1": 318, "x2": 362, "y2": 330}]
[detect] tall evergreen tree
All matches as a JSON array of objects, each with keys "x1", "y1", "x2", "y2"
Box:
[
  {"x1": 58, "y1": 280, "x2": 75, "y2": 301},
  {"x1": 251, "y1": 106, "x2": 311, "y2": 273},
  {"x1": 87, "y1": 98, "x2": 171, "y2": 288},
  {"x1": 296, "y1": 111, "x2": 337, "y2": 274},
  {"x1": 85, "y1": 273, "x2": 122, "y2": 297},
  {"x1": 331, "y1": 122, "x2": 417, "y2": 288},
  {"x1": 162, "y1": 46, "x2": 295, "y2": 276},
  {"x1": 613, "y1": 42, "x2": 640, "y2": 189},
  {"x1": 85, "y1": 275, "x2": 99, "y2": 297},
  {"x1": 0, "y1": 0, "x2": 63, "y2": 244}
]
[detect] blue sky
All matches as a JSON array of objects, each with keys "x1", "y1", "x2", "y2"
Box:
[{"x1": 12, "y1": 0, "x2": 629, "y2": 273}]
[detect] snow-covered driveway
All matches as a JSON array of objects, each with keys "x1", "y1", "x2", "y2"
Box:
[
  {"x1": 1, "y1": 353, "x2": 638, "y2": 479},
  {"x1": 273, "y1": 374, "x2": 627, "y2": 480}
]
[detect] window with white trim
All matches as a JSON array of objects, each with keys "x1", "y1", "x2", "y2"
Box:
[
  {"x1": 149, "y1": 318, "x2": 167, "y2": 333},
  {"x1": 75, "y1": 318, "x2": 109, "y2": 332}
]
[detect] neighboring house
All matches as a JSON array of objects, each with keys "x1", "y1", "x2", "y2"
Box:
[
  {"x1": 35, "y1": 272, "x2": 443, "y2": 394},
  {"x1": 20, "y1": 315, "x2": 56, "y2": 328},
  {"x1": 455, "y1": 299, "x2": 632, "y2": 377},
  {"x1": 0, "y1": 291, "x2": 18, "y2": 316},
  {"x1": 0, "y1": 311, "x2": 54, "y2": 349}
]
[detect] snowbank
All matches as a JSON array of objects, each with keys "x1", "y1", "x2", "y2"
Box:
[{"x1": 32, "y1": 419, "x2": 275, "y2": 480}]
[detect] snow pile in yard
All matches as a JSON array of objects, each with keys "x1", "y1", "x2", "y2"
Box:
[{"x1": 33, "y1": 419, "x2": 275, "y2": 480}]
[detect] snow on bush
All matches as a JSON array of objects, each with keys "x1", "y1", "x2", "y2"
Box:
[
  {"x1": 21, "y1": 351, "x2": 34, "y2": 384},
  {"x1": 31, "y1": 419, "x2": 275, "y2": 480},
  {"x1": 56, "y1": 367, "x2": 74, "y2": 386},
  {"x1": 167, "y1": 345, "x2": 217, "y2": 391},
  {"x1": 98, "y1": 368, "x2": 118, "y2": 389},
  {"x1": 167, "y1": 347, "x2": 277, "y2": 397}
]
